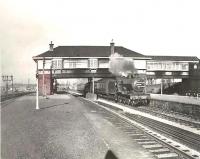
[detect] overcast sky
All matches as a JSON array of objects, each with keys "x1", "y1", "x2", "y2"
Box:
[{"x1": 1, "y1": 0, "x2": 200, "y2": 83}]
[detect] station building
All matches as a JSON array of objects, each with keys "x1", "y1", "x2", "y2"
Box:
[{"x1": 33, "y1": 42, "x2": 200, "y2": 95}]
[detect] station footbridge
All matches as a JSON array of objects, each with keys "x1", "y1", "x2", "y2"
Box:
[{"x1": 33, "y1": 41, "x2": 200, "y2": 95}]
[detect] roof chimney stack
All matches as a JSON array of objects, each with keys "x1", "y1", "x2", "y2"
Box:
[
  {"x1": 49, "y1": 41, "x2": 54, "y2": 51},
  {"x1": 110, "y1": 39, "x2": 115, "y2": 55}
]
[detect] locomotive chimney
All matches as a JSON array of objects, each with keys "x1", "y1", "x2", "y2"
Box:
[
  {"x1": 110, "y1": 39, "x2": 115, "y2": 55},
  {"x1": 49, "y1": 41, "x2": 54, "y2": 51}
]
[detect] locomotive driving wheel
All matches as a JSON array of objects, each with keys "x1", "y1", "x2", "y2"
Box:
[
  {"x1": 125, "y1": 98, "x2": 129, "y2": 105},
  {"x1": 146, "y1": 99, "x2": 150, "y2": 105},
  {"x1": 127, "y1": 99, "x2": 131, "y2": 105},
  {"x1": 122, "y1": 98, "x2": 125, "y2": 104},
  {"x1": 135, "y1": 99, "x2": 140, "y2": 106},
  {"x1": 141, "y1": 99, "x2": 146, "y2": 105},
  {"x1": 130, "y1": 100, "x2": 135, "y2": 106},
  {"x1": 119, "y1": 97, "x2": 122, "y2": 103},
  {"x1": 143, "y1": 99, "x2": 149, "y2": 105},
  {"x1": 114, "y1": 94, "x2": 118, "y2": 103}
]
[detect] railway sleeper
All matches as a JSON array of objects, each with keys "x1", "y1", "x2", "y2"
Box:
[
  {"x1": 156, "y1": 153, "x2": 178, "y2": 159},
  {"x1": 138, "y1": 141, "x2": 158, "y2": 145},
  {"x1": 142, "y1": 144, "x2": 163, "y2": 150},
  {"x1": 149, "y1": 148, "x2": 171, "y2": 155}
]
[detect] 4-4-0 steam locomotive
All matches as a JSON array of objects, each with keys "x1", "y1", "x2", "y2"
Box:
[{"x1": 84, "y1": 76, "x2": 150, "y2": 106}]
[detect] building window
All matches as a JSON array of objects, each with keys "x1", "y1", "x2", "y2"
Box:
[
  {"x1": 89, "y1": 58, "x2": 98, "y2": 68},
  {"x1": 165, "y1": 72, "x2": 172, "y2": 75},
  {"x1": 147, "y1": 61, "x2": 189, "y2": 71},
  {"x1": 182, "y1": 63, "x2": 188, "y2": 70},
  {"x1": 194, "y1": 64, "x2": 198, "y2": 69},
  {"x1": 181, "y1": 72, "x2": 189, "y2": 75},
  {"x1": 99, "y1": 59, "x2": 109, "y2": 68},
  {"x1": 38, "y1": 60, "x2": 52, "y2": 69},
  {"x1": 64, "y1": 59, "x2": 88, "y2": 68},
  {"x1": 52, "y1": 59, "x2": 62, "y2": 69},
  {"x1": 146, "y1": 72, "x2": 155, "y2": 75}
]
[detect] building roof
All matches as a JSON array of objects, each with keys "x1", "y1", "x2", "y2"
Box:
[
  {"x1": 146, "y1": 55, "x2": 199, "y2": 62},
  {"x1": 34, "y1": 46, "x2": 146, "y2": 58}
]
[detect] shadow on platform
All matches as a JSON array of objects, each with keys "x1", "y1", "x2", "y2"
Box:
[
  {"x1": 39, "y1": 103, "x2": 69, "y2": 110},
  {"x1": 105, "y1": 150, "x2": 118, "y2": 159}
]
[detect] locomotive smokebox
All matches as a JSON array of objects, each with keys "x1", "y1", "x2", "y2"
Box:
[{"x1": 127, "y1": 73, "x2": 135, "y2": 79}]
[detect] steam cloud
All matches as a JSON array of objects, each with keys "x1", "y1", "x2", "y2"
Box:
[{"x1": 109, "y1": 52, "x2": 137, "y2": 77}]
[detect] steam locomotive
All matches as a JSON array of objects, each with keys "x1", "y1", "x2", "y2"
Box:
[{"x1": 84, "y1": 76, "x2": 150, "y2": 106}]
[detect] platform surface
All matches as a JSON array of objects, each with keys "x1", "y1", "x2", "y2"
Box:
[
  {"x1": 150, "y1": 94, "x2": 200, "y2": 105},
  {"x1": 1, "y1": 94, "x2": 155, "y2": 159}
]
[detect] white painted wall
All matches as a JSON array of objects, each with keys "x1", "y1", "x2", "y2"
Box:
[
  {"x1": 38, "y1": 60, "x2": 52, "y2": 69},
  {"x1": 134, "y1": 60, "x2": 146, "y2": 69}
]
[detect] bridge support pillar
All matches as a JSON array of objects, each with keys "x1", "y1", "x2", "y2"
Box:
[
  {"x1": 160, "y1": 78, "x2": 163, "y2": 95},
  {"x1": 88, "y1": 77, "x2": 95, "y2": 93},
  {"x1": 38, "y1": 74, "x2": 53, "y2": 95},
  {"x1": 92, "y1": 77, "x2": 95, "y2": 93}
]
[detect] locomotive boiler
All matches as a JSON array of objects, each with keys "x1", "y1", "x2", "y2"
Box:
[{"x1": 85, "y1": 76, "x2": 150, "y2": 106}]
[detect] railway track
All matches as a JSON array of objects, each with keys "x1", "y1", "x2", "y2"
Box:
[
  {"x1": 97, "y1": 94, "x2": 200, "y2": 130},
  {"x1": 123, "y1": 113, "x2": 200, "y2": 150},
  {"x1": 79, "y1": 97, "x2": 200, "y2": 159},
  {"x1": 134, "y1": 107, "x2": 200, "y2": 129}
]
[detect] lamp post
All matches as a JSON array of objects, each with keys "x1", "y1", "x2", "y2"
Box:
[
  {"x1": 144, "y1": 76, "x2": 147, "y2": 94},
  {"x1": 11, "y1": 75, "x2": 13, "y2": 93},
  {"x1": 6, "y1": 76, "x2": 8, "y2": 94}
]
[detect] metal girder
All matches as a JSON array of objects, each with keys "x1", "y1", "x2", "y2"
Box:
[
  {"x1": 41, "y1": 68, "x2": 115, "y2": 79},
  {"x1": 53, "y1": 73, "x2": 115, "y2": 78}
]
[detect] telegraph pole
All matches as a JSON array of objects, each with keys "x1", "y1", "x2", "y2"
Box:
[
  {"x1": 6, "y1": 76, "x2": 8, "y2": 94},
  {"x1": 11, "y1": 75, "x2": 13, "y2": 93}
]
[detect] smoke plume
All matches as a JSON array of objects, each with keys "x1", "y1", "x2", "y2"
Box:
[{"x1": 109, "y1": 52, "x2": 137, "y2": 77}]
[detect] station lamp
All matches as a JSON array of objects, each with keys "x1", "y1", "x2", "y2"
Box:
[{"x1": 194, "y1": 64, "x2": 198, "y2": 69}]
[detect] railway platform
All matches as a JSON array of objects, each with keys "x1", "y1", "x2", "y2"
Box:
[{"x1": 1, "y1": 94, "x2": 155, "y2": 159}]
